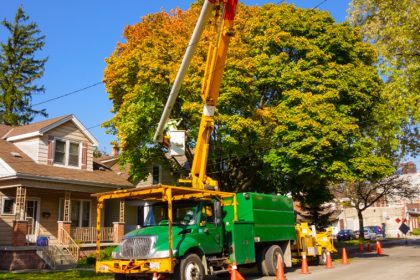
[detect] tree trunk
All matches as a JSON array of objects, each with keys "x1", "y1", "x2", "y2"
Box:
[{"x1": 357, "y1": 209, "x2": 365, "y2": 241}]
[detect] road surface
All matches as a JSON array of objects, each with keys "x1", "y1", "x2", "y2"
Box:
[{"x1": 209, "y1": 239, "x2": 420, "y2": 280}]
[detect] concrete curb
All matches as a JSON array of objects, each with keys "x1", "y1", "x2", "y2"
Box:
[{"x1": 336, "y1": 237, "x2": 420, "y2": 256}]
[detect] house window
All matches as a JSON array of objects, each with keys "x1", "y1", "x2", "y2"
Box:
[
  {"x1": 68, "y1": 142, "x2": 80, "y2": 167},
  {"x1": 1, "y1": 197, "x2": 15, "y2": 215},
  {"x1": 152, "y1": 165, "x2": 160, "y2": 184},
  {"x1": 54, "y1": 140, "x2": 66, "y2": 164},
  {"x1": 54, "y1": 139, "x2": 80, "y2": 167},
  {"x1": 59, "y1": 199, "x2": 91, "y2": 227}
]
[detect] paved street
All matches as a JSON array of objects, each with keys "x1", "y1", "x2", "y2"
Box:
[{"x1": 209, "y1": 239, "x2": 420, "y2": 280}]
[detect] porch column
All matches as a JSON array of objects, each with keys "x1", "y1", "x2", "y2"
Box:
[
  {"x1": 113, "y1": 222, "x2": 125, "y2": 244},
  {"x1": 113, "y1": 199, "x2": 125, "y2": 243},
  {"x1": 57, "y1": 221, "x2": 71, "y2": 244},
  {"x1": 13, "y1": 220, "x2": 28, "y2": 246},
  {"x1": 13, "y1": 186, "x2": 27, "y2": 246}
]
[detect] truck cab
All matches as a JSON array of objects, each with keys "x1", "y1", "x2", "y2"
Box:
[{"x1": 112, "y1": 199, "x2": 224, "y2": 261}]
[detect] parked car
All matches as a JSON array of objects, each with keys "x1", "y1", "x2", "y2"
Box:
[
  {"x1": 365, "y1": 226, "x2": 384, "y2": 239},
  {"x1": 336, "y1": 229, "x2": 354, "y2": 241},
  {"x1": 354, "y1": 228, "x2": 376, "y2": 240}
]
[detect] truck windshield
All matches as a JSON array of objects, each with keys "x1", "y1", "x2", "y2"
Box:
[{"x1": 144, "y1": 201, "x2": 199, "y2": 226}]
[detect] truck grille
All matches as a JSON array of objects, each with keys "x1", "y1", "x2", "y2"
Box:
[{"x1": 120, "y1": 236, "x2": 154, "y2": 259}]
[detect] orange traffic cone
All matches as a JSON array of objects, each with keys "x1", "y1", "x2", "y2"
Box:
[
  {"x1": 342, "y1": 248, "x2": 349, "y2": 265},
  {"x1": 152, "y1": 272, "x2": 158, "y2": 280},
  {"x1": 367, "y1": 242, "x2": 372, "y2": 252},
  {"x1": 230, "y1": 263, "x2": 245, "y2": 280},
  {"x1": 376, "y1": 240, "x2": 383, "y2": 255},
  {"x1": 325, "y1": 251, "x2": 333, "y2": 268},
  {"x1": 359, "y1": 243, "x2": 364, "y2": 252},
  {"x1": 300, "y1": 253, "x2": 310, "y2": 274},
  {"x1": 276, "y1": 255, "x2": 287, "y2": 280}
]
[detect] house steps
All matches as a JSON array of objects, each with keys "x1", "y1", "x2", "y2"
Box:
[{"x1": 37, "y1": 244, "x2": 78, "y2": 270}]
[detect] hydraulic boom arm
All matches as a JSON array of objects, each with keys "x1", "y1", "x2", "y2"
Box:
[{"x1": 154, "y1": 0, "x2": 238, "y2": 190}]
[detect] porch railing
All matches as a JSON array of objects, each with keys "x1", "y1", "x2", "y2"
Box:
[
  {"x1": 71, "y1": 227, "x2": 114, "y2": 243},
  {"x1": 58, "y1": 227, "x2": 80, "y2": 261}
]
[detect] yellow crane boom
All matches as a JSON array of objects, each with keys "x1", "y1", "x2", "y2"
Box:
[{"x1": 154, "y1": 0, "x2": 239, "y2": 190}]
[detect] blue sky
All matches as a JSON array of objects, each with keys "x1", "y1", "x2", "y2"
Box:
[
  {"x1": 0, "y1": 0, "x2": 349, "y2": 148},
  {"x1": 1, "y1": 0, "x2": 416, "y2": 169}
]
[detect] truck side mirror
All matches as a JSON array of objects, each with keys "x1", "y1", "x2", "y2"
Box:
[{"x1": 214, "y1": 201, "x2": 222, "y2": 226}]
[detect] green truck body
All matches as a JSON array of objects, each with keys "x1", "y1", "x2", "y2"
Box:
[{"x1": 104, "y1": 191, "x2": 296, "y2": 278}]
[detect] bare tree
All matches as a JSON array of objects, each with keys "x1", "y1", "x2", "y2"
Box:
[{"x1": 332, "y1": 176, "x2": 418, "y2": 240}]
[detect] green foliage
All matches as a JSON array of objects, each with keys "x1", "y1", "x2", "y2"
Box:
[
  {"x1": 0, "y1": 6, "x2": 48, "y2": 125},
  {"x1": 78, "y1": 246, "x2": 116, "y2": 268},
  {"x1": 412, "y1": 227, "x2": 420, "y2": 236},
  {"x1": 100, "y1": 245, "x2": 116, "y2": 260},
  {"x1": 349, "y1": 0, "x2": 419, "y2": 161},
  {"x1": 104, "y1": 2, "x2": 394, "y2": 221}
]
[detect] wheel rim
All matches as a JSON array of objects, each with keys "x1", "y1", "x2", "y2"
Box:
[
  {"x1": 185, "y1": 261, "x2": 201, "y2": 280},
  {"x1": 274, "y1": 251, "x2": 282, "y2": 269}
]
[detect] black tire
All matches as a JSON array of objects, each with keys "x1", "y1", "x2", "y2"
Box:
[
  {"x1": 318, "y1": 248, "x2": 327, "y2": 265},
  {"x1": 260, "y1": 245, "x2": 284, "y2": 276},
  {"x1": 114, "y1": 274, "x2": 127, "y2": 280},
  {"x1": 174, "y1": 253, "x2": 204, "y2": 280}
]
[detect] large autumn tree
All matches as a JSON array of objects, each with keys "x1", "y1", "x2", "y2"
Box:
[
  {"x1": 104, "y1": 2, "x2": 393, "y2": 222},
  {"x1": 0, "y1": 7, "x2": 47, "y2": 125}
]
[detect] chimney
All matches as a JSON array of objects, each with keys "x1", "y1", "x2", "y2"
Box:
[{"x1": 111, "y1": 142, "x2": 120, "y2": 156}]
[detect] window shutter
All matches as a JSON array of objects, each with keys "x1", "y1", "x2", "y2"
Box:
[
  {"x1": 81, "y1": 142, "x2": 88, "y2": 169},
  {"x1": 47, "y1": 136, "x2": 54, "y2": 165}
]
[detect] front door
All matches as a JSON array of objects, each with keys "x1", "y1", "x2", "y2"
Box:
[{"x1": 26, "y1": 199, "x2": 40, "y2": 243}]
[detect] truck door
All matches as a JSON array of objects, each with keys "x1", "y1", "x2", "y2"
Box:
[{"x1": 197, "y1": 202, "x2": 223, "y2": 254}]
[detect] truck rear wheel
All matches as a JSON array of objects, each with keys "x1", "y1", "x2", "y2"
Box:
[
  {"x1": 260, "y1": 245, "x2": 284, "y2": 276},
  {"x1": 175, "y1": 253, "x2": 204, "y2": 280}
]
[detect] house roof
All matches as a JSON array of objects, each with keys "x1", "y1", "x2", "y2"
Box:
[
  {"x1": 94, "y1": 157, "x2": 131, "y2": 181},
  {"x1": 0, "y1": 125, "x2": 12, "y2": 138},
  {"x1": 3, "y1": 115, "x2": 99, "y2": 146},
  {"x1": 0, "y1": 139, "x2": 132, "y2": 189}
]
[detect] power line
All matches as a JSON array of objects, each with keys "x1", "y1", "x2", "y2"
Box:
[
  {"x1": 313, "y1": 0, "x2": 328, "y2": 9},
  {"x1": 32, "y1": 81, "x2": 103, "y2": 107}
]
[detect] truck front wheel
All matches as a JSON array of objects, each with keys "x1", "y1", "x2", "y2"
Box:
[
  {"x1": 175, "y1": 253, "x2": 204, "y2": 280},
  {"x1": 260, "y1": 245, "x2": 284, "y2": 276}
]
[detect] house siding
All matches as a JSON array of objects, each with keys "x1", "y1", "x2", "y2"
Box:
[
  {"x1": 13, "y1": 138, "x2": 40, "y2": 163},
  {"x1": 0, "y1": 189, "x2": 17, "y2": 245},
  {"x1": 0, "y1": 159, "x2": 15, "y2": 176},
  {"x1": 39, "y1": 121, "x2": 94, "y2": 171},
  {"x1": 136, "y1": 164, "x2": 177, "y2": 187},
  {"x1": 0, "y1": 187, "x2": 100, "y2": 246}
]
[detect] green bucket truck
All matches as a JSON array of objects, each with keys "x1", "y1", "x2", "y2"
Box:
[{"x1": 94, "y1": 185, "x2": 296, "y2": 279}]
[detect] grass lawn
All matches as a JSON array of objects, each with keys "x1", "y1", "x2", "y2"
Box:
[{"x1": 0, "y1": 270, "x2": 112, "y2": 280}]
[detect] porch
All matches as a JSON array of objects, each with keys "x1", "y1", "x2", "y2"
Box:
[{"x1": 0, "y1": 185, "x2": 130, "y2": 263}]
